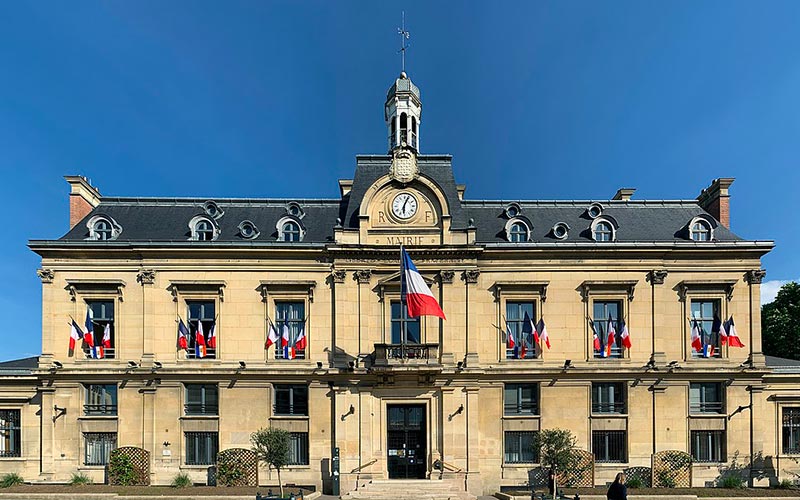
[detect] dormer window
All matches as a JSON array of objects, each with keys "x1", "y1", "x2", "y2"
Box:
[
  {"x1": 277, "y1": 216, "x2": 305, "y2": 242},
  {"x1": 189, "y1": 216, "x2": 219, "y2": 241},
  {"x1": 593, "y1": 220, "x2": 614, "y2": 242},
  {"x1": 691, "y1": 219, "x2": 712, "y2": 241},
  {"x1": 552, "y1": 222, "x2": 570, "y2": 240},
  {"x1": 586, "y1": 203, "x2": 604, "y2": 219},
  {"x1": 238, "y1": 220, "x2": 259, "y2": 239},
  {"x1": 286, "y1": 202, "x2": 304, "y2": 218},
  {"x1": 94, "y1": 220, "x2": 112, "y2": 241},
  {"x1": 505, "y1": 218, "x2": 531, "y2": 243},
  {"x1": 86, "y1": 215, "x2": 122, "y2": 241},
  {"x1": 203, "y1": 201, "x2": 224, "y2": 219},
  {"x1": 505, "y1": 203, "x2": 521, "y2": 218}
]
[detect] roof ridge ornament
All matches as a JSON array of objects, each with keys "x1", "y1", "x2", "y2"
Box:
[{"x1": 397, "y1": 11, "x2": 410, "y2": 74}]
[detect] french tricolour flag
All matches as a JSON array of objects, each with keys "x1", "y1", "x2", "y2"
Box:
[{"x1": 401, "y1": 247, "x2": 446, "y2": 320}]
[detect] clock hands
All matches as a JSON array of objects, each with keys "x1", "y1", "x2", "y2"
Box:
[{"x1": 402, "y1": 195, "x2": 409, "y2": 215}]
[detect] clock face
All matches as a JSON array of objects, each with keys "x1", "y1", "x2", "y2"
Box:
[{"x1": 392, "y1": 192, "x2": 418, "y2": 219}]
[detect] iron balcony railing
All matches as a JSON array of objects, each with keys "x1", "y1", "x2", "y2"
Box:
[
  {"x1": 592, "y1": 402, "x2": 627, "y2": 414},
  {"x1": 83, "y1": 404, "x2": 118, "y2": 416},
  {"x1": 82, "y1": 347, "x2": 116, "y2": 359},
  {"x1": 374, "y1": 343, "x2": 439, "y2": 362},
  {"x1": 503, "y1": 402, "x2": 539, "y2": 416},
  {"x1": 184, "y1": 403, "x2": 219, "y2": 416},
  {"x1": 273, "y1": 403, "x2": 309, "y2": 416},
  {"x1": 689, "y1": 401, "x2": 724, "y2": 414}
]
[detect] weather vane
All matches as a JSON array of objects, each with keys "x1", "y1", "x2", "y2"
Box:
[{"x1": 398, "y1": 11, "x2": 410, "y2": 73}]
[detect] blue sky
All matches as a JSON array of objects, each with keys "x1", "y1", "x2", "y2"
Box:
[{"x1": 1, "y1": 1, "x2": 798, "y2": 361}]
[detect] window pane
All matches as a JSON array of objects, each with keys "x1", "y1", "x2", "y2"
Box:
[
  {"x1": 691, "y1": 430, "x2": 725, "y2": 462},
  {"x1": 390, "y1": 300, "x2": 421, "y2": 346},
  {"x1": 783, "y1": 408, "x2": 800, "y2": 454},
  {"x1": 275, "y1": 302, "x2": 306, "y2": 359},
  {"x1": 185, "y1": 432, "x2": 218, "y2": 465},
  {"x1": 593, "y1": 301, "x2": 623, "y2": 358},
  {"x1": 504, "y1": 431, "x2": 538, "y2": 463},
  {"x1": 504, "y1": 384, "x2": 538, "y2": 415},
  {"x1": 289, "y1": 432, "x2": 309, "y2": 465},
  {"x1": 85, "y1": 384, "x2": 117, "y2": 415},
  {"x1": 0, "y1": 410, "x2": 21, "y2": 458},
  {"x1": 592, "y1": 430, "x2": 626, "y2": 463},
  {"x1": 84, "y1": 432, "x2": 116, "y2": 466},
  {"x1": 505, "y1": 301, "x2": 536, "y2": 359},
  {"x1": 592, "y1": 383, "x2": 625, "y2": 413}
]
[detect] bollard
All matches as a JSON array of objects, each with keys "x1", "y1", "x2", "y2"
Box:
[{"x1": 256, "y1": 493, "x2": 262, "y2": 500}]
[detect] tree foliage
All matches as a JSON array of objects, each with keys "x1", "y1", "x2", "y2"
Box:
[
  {"x1": 763, "y1": 282, "x2": 800, "y2": 360},
  {"x1": 531, "y1": 428, "x2": 580, "y2": 473},
  {"x1": 251, "y1": 427, "x2": 291, "y2": 497}
]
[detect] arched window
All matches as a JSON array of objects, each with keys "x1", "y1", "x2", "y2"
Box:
[
  {"x1": 93, "y1": 220, "x2": 112, "y2": 241},
  {"x1": 399, "y1": 112, "x2": 408, "y2": 145},
  {"x1": 691, "y1": 220, "x2": 711, "y2": 241},
  {"x1": 282, "y1": 221, "x2": 301, "y2": 242},
  {"x1": 594, "y1": 221, "x2": 613, "y2": 242},
  {"x1": 195, "y1": 220, "x2": 214, "y2": 241},
  {"x1": 411, "y1": 116, "x2": 418, "y2": 148},
  {"x1": 509, "y1": 222, "x2": 528, "y2": 243}
]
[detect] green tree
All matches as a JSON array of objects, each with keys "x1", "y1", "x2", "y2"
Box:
[
  {"x1": 531, "y1": 428, "x2": 581, "y2": 497},
  {"x1": 251, "y1": 427, "x2": 291, "y2": 497},
  {"x1": 763, "y1": 282, "x2": 800, "y2": 360}
]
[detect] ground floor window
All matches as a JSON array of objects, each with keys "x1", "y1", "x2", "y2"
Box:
[
  {"x1": 185, "y1": 431, "x2": 218, "y2": 465},
  {"x1": 0, "y1": 410, "x2": 21, "y2": 457},
  {"x1": 84, "y1": 432, "x2": 116, "y2": 466},
  {"x1": 691, "y1": 430, "x2": 726, "y2": 462},
  {"x1": 784, "y1": 408, "x2": 800, "y2": 454},
  {"x1": 288, "y1": 432, "x2": 309, "y2": 465},
  {"x1": 592, "y1": 430, "x2": 626, "y2": 463},
  {"x1": 504, "y1": 431, "x2": 538, "y2": 464}
]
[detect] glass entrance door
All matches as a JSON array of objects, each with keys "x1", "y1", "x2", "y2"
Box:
[{"x1": 387, "y1": 404, "x2": 426, "y2": 479}]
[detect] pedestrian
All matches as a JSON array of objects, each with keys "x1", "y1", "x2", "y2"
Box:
[{"x1": 606, "y1": 472, "x2": 627, "y2": 500}]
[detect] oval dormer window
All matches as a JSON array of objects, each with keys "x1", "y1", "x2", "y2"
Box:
[
  {"x1": 552, "y1": 222, "x2": 570, "y2": 240},
  {"x1": 587, "y1": 203, "x2": 604, "y2": 219},
  {"x1": 238, "y1": 220, "x2": 259, "y2": 239}
]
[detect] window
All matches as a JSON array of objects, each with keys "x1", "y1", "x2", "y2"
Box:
[
  {"x1": 186, "y1": 300, "x2": 216, "y2": 359},
  {"x1": 85, "y1": 384, "x2": 117, "y2": 416},
  {"x1": 593, "y1": 301, "x2": 623, "y2": 358},
  {"x1": 593, "y1": 430, "x2": 626, "y2": 463},
  {"x1": 86, "y1": 300, "x2": 115, "y2": 359},
  {"x1": 275, "y1": 302, "x2": 306, "y2": 359},
  {"x1": 281, "y1": 221, "x2": 301, "y2": 242},
  {"x1": 391, "y1": 301, "x2": 421, "y2": 345},
  {"x1": 185, "y1": 384, "x2": 219, "y2": 416},
  {"x1": 690, "y1": 299, "x2": 721, "y2": 358},
  {"x1": 783, "y1": 408, "x2": 800, "y2": 454},
  {"x1": 203, "y1": 200, "x2": 223, "y2": 219},
  {"x1": 691, "y1": 220, "x2": 711, "y2": 241},
  {"x1": 274, "y1": 385, "x2": 308, "y2": 416},
  {"x1": 238, "y1": 220, "x2": 259, "y2": 239},
  {"x1": 0, "y1": 410, "x2": 21, "y2": 457},
  {"x1": 593, "y1": 221, "x2": 613, "y2": 242},
  {"x1": 194, "y1": 219, "x2": 215, "y2": 241},
  {"x1": 84, "y1": 432, "x2": 116, "y2": 466},
  {"x1": 592, "y1": 383, "x2": 626, "y2": 414},
  {"x1": 505, "y1": 301, "x2": 536, "y2": 359},
  {"x1": 504, "y1": 384, "x2": 539, "y2": 415},
  {"x1": 288, "y1": 432, "x2": 310, "y2": 465},
  {"x1": 508, "y1": 222, "x2": 528, "y2": 243},
  {"x1": 504, "y1": 431, "x2": 538, "y2": 464},
  {"x1": 691, "y1": 430, "x2": 726, "y2": 462},
  {"x1": 690, "y1": 383, "x2": 724, "y2": 414},
  {"x1": 185, "y1": 432, "x2": 218, "y2": 465},
  {"x1": 94, "y1": 220, "x2": 113, "y2": 241},
  {"x1": 552, "y1": 222, "x2": 569, "y2": 240}
]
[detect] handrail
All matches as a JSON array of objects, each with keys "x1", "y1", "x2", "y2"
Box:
[
  {"x1": 350, "y1": 458, "x2": 377, "y2": 474},
  {"x1": 440, "y1": 460, "x2": 462, "y2": 473}
]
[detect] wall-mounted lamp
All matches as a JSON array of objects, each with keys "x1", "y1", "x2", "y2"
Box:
[
  {"x1": 52, "y1": 361, "x2": 63, "y2": 369},
  {"x1": 127, "y1": 360, "x2": 140, "y2": 371},
  {"x1": 448, "y1": 404, "x2": 465, "y2": 421},
  {"x1": 563, "y1": 359, "x2": 573, "y2": 370},
  {"x1": 239, "y1": 360, "x2": 247, "y2": 370},
  {"x1": 341, "y1": 404, "x2": 355, "y2": 421},
  {"x1": 53, "y1": 405, "x2": 67, "y2": 422},
  {"x1": 644, "y1": 358, "x2": 657, "y2": 371},
  {"x1": 667, "y1": 360, "x2": 682, "y2": 371},
  {"x1": 316, "y1": 361, "x2": 323, "y2": 369},
  {"x1": 456, "y1": 361, "x2": 464, "y2": 371},
  {"x1": 152, "y1": 361, "x2": 163, "y2": 372},
  {"x1": 347, "y1": 361, "x2": 355, "y2": 372}
]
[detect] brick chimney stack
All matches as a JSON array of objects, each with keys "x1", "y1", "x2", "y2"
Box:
[
  {"x1": 696, "y1": 178, "x2": 734, "y2": 229},
  {"x1": 65, "y1": 176, "x2": 101, "y2": 229}
]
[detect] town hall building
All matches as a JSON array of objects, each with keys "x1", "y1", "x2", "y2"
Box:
[{"x1": 2, "y1": 70, "x2": 799, "y2": 497}]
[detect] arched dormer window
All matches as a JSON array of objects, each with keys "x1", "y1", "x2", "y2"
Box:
[
  {"x1": 592, "y1": 219, "x2": 615, "y2": 242},
  {"x1": 188, "y1": 215, "x2": 219, "y2": 241},
  {"x1": 86, "y1": 215, "x2": 122, "y2": 241},
  {"x1": 689, "y1": 216, "x2": 715, "y2": 242},
  {"x1": 276, "y1": 216, "x2": 305, "y2": 242},
  {"x1": 504, "y1": 218, "x2": 531, "y2": 243}
]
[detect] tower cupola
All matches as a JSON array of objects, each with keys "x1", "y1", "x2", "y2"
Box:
[{"x1": 385, "y1": 71, "x2": 422, "y2": 153}]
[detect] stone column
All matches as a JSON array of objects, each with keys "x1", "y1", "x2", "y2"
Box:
[
  {"x1": 38, "y1": 387, "x2": 55, "y2": 479},
  {"x1": 137, "y1": 270, "x2": 156, "y2": 364},
  {"x1": 464, "y1": 386, "x2": 481, "y2": 495},
  {"x1": 461, "y1": 270, "x2": 481, "y2": 367}
]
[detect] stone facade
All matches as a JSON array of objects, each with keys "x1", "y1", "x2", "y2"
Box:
[{"x1": 3, "y1": 73, "x2": 799, "y2": 496}]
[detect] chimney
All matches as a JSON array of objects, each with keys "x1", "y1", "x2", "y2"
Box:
[
  {"x1": 697, "y1": 178, "x2": 734, "y2": 229},
  {"x1": 65, "y1": 176, "x2": 101, "y2": 229},
  {"x1": 612, "y1": 188, "x2": 636, "y2": 201},
  {"x1": 456, "y1": 184, "x2": 466, "y2": 201}
]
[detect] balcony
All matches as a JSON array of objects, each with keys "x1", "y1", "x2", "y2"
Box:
[{"x1": 372, "y1": 343, "x2": 440, "y2": 370}]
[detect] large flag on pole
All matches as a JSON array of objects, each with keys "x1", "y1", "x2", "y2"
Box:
[
  {"x1": 725, "y1": 316, "x2": 745, "y2": 348},
  {"x1": 592, "y1": 321, "x2": 601, "y2": 352},
  {"x1": 401, "y1": 247, "x2": 446, "y2": 320},
  {"x1": 177, "y1": 319, "x2": 190, "y2": 350},
  {"x1": 281, "y1": 318, "x2": 294, "y2": 359},
  {"x1": 505, "y1": 322, "x2": 516, "y2": 350},
  {"x1": 83, "y1": 308, "x2": 95, "y2": 348},
  {"x1": 295, "y1": 319, "x2": 307, "y2": 351},
  {"x1": 102, "y1": 323, "x2": 111, "y2": 349},
  {"x1": 619, "y1": 318, "x2": 632, "y2": 349},
  {"x1": 712, "y1": 315, "x2": 726, "y2": 345},
  {"x1": 265, "y1": 319, "x2": 279, "y2": 349},
  {"x1": 605, "y1": 314, "x2": 615, "y2": 357},
  {"x1": 523, "y1": 311, "x2": 539, "y2": 346},
  {"x1": 207, "y1": 322, "x2": 217, "y2": 349}
]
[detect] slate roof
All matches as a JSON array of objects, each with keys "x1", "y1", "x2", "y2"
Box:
[
  {"x1": 0, "y1": 356, "x2": 39, "y2": 371},
  {"x1": 52, "y1": 155, "x2": 755, "y2": 245}
]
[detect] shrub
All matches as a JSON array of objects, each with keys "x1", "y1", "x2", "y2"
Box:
[
  {"x1": 717, "y1": 473, "x2": 746, "y2": 489},
  {"x1": 626, "y1": 476, "x2": 643, "y2": 489},
  {"x1": 0, "y1": 473, "x2": 23, "y2": 488},
  {"x1": 171, "y1": 473, "x2": 192, "y2": 488},
  {"x1": 68, "y1": 472, "x2": 93, "y2": 485},
  {"x1": 776, "y1": 478, "x2": 796, "y2": 489},
  {"x1": 108, "y1": 453, "x2": 138, "y2": 486},
  {"x1": 216, "y1": 458, "x2": 246, "y2": 486}
]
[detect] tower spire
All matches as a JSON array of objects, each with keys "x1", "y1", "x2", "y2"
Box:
[{"x1": 397, "y1": 11, "x2": 410, "y2": 73}]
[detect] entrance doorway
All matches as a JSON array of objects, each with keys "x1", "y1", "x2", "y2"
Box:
[{"x1": 387, "y1": 404, "x2": 426, "y2": 479}]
